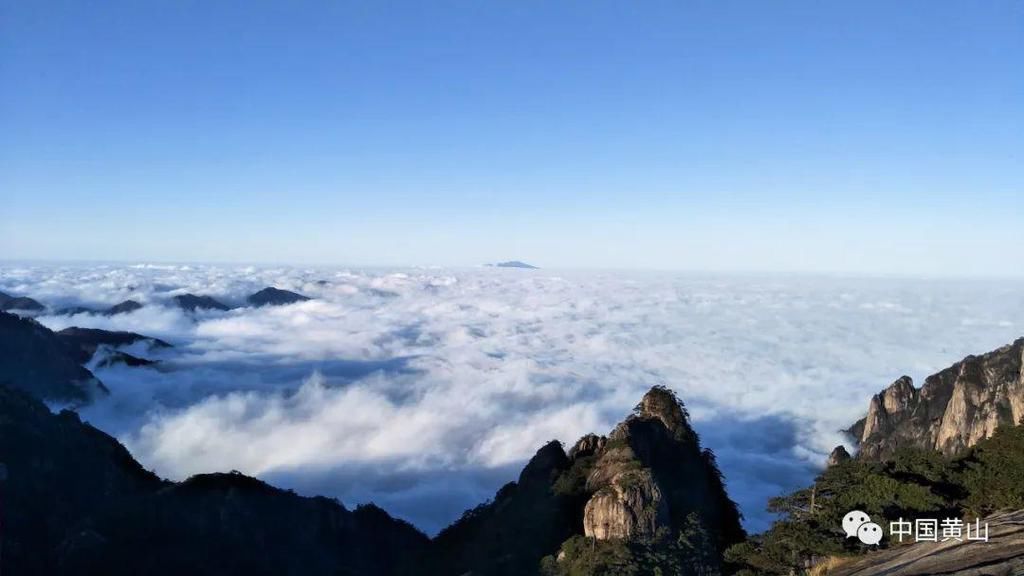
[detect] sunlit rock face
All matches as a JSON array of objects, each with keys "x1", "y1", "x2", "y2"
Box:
[
  {"x1": 852, "y1": 338, "x2": 1024, "y2": 460},
  {"x1": 426, "y1": 386, "x2": 745, "y2": 575},
  {"x1": 579, "y1": 387, "x2": 743, "y2": 547},
  {"x1": 583, "y1": 468, "x2": 667, "y2": 540}
]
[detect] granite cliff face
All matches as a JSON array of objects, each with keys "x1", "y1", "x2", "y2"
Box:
[
  {"x1": 580, "y1": 386, "x2": 741, "y2": 546},
  {"x1": 851, "y1": 338, "x2": 1024, "y2": 460},
  {"x1": 430, "y1": 386, "x2": 744, "y2": 575}
]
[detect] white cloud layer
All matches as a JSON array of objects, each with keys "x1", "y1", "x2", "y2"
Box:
[{"x1": 3, "y1": 264, "x2": 1023, "y2": 533}]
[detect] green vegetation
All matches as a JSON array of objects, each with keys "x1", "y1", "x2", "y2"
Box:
[
  {"x1": 959, "y1": 418, "x2": 1024, "y2": 515},
  {"x1": 726, "y1": 421, "x2": 1024, "y2": 575},
  {"x1": 542, "y1": 516, "x2": 718, "y2": 576}
]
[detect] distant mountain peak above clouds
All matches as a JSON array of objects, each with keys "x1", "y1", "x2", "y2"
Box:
[
  {"x1": 245, "y1": 287, "x2": 310, "y2": 307},
  {"x1": 0, "y1": 290, "x2": 45, "y2": 312},
  {"x1": 103, "y1": 299, "x2": 144, "y2": 316},
  {"x1": 172, "y1": 293, "x2": 231, "y2": 312},
  {"x1": 488, "y1": 261, "x2": 538, "y2": 269}
]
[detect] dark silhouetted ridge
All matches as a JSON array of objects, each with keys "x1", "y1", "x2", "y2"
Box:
[
  {"x1": 0, "y1": 311, "x2": 107, "y2": 403},
  {"x1": 0, "y1": 385, "x2": 429, "y2": 576},
  {"x1": 246, "y1": 287, "x2": 310, "y2": 307},
  {"x1": 56, "y1": 326, "x2": 171, "y2": 363},
  {"x1": 0, "y1": 290, "x2": 45, "y2": 312},
  {"x1": 172, "y1": 293, "x2": 230, "y2": 312},
  {"x1": 103, "y1": 299, "x2": 143, "y2": 316}
]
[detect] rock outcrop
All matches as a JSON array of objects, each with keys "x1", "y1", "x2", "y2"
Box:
[
  {"x1": 579, "y1": 386, "x2": 744, "y2": 549},
  {"x1": 851, "y1": 338, "x2": 1024, "y2": 460},
  {"x1": 246, "y1": 287, "x2": 310, "y2": 307},
  {"x1": 430, "y1": 386, "x2": 744, "y2": 575},
  {"x1": 0, "y1": 311, "x2": 108, "y2": 403},
  {"x1": 583, "y1": 467, "x2": 668, "y2": 539},
  {"x1": 827, "y1": 445, "x2": 852, "y2": 467},
  {"x1": 827, "y1": 510, "x2": 1024, "y2": 576}
]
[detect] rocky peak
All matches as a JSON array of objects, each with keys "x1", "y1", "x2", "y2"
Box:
[
  {"x1": 827, "y1": 445, "x2": 852, "y2": 467},
  {"x1": 568, "y1": 433, "x2": 606, "y2": 460},
  {"x1": 518, "y1": 440, "x2": 569, "y2": 487},
  {"x1": 578, "y1": 386, "x2": 743, "y2": 549},
  {"x1": 882, "y1": 375, "x2": 917, "y2": 413},
  {"x1": 852, "y1": 338, "x2": 1024, "y2": 460},
  {"x1": 426, "y1": 385, "x2": 744, "y2": 575},
  {"x1": 634, "y1": 385, "x2": 690, "y2": 435},
  {"x1": 603, "y1": 385, "x2": 701, "y2": 454},
  {"x1": 860, "y1": 375, "x2": 918, "y2": 441}
]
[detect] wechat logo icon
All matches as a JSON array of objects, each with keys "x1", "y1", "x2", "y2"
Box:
[{"x1": 843, "y1": 510, "x2": 883, "y2": 545}]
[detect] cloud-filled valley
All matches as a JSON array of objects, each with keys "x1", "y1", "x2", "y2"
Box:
[{"x1": 3, "y1": 263, "x2": 1023, "y2": 534}]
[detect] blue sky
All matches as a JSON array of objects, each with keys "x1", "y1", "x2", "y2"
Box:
[{"x1": 2, "y1": 1, "x2": 1021, "y2": 274}]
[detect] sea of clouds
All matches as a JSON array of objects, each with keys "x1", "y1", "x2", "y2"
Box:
[{"x1": 2, "y1": 263, "x2": 1023, "y2": 533}]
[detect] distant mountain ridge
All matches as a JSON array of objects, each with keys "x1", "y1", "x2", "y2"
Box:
[
  {"x1": 246, "y1": 287, "x2": 311, "y2": 307},
  {"x1": 0, "y1": 312, "x2": 108, "y2": 403},
  {"x1": 9, "y1": 286, "x2": 309, "y2": 317},
  {"x1": 489, "y1": 260, "x2": 539, "y2": 269},
  {"x1": 56, "y1": 326, "x2": 172, "y2": 363},
  {"x1": 0, "y1": 312, "x2": 171, "y2": 403},
  {"x1": 172, "y1": 293, "x2": 231, "y2": 312},
  {"x1": 55, "y1": 299, "x2": 144, "y2": 317},
  {"x1": 0, "y1": 290, "x2": 45, "y2": 312}
]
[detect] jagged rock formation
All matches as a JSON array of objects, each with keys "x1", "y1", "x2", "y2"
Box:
[
  {"x1": 55, "y1": 327, "x2": 171, "y2": 363},
  {"x1": 579, "y1": 387, "x2": 744, "y2": 549},
  {"x1": 0, "y1": 385, "x2": 429, "y2": 576},
  {"x1": 0, "y1": 290, "x2": 45, "y2": 312},
  {"x1": 827, "y1": 509, "x2": 1024, "y2": 576},
  {"x1": 430, "y1": 386, "x2": 744, "y2": 575},
  {"x1": 0, "y1": 312, "x2": 108, "y2": 403},
  {"x1": 827, "y1": 445, "x2": 852, "y2": 467},
  {"x1": 172, "y1": 293, "x2": 231, "y2": 312},
  {"x1": 583, "y1": 467, "x2": 668, "y2": 539},
  {"x1": 246, "y1": 287, "x2": 310, "y2": 307},
  {"x1": 850, "y1": 338, "x2": 1024, "y2": 460}
]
